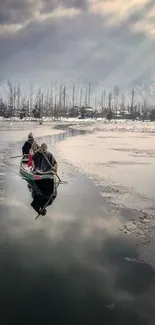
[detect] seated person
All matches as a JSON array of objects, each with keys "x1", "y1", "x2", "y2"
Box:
[
  {"x1": 22, "y1": 133, "x2": 34, "y2": 155},
  {"x1": 28, "y1": 142, "x2": 39, "y2": 167},
  {"x1": 32, "y1": 143, "x2": 58, "y2": 173}
]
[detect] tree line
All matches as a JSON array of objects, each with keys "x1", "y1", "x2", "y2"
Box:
[{"x1": 0, "y1": 80, "x2": 155, "y2": 120}]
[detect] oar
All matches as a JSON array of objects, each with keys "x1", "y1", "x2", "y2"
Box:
[
  {"x1": 35, "y1": 192, "x2": 54, "y2": 220},
  {"x1": 55, "y1": 173, "x2": 62, "y2": 183},
  {"x1": 10, "y1": 155, "x2": 22, "y2": 159},
  {"x1": 35, "y1": 175, "x2": 60, "y2": 220},
  {"x1": 52, "y1": 170, "x2": 64, "y2": 184}
]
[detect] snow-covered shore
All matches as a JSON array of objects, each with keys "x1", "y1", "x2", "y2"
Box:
[
  {"x1": 67, "y1": 118, "x2": 155, "y2": 133},
  {"x1": 56, "y1": 119, "x2": 155, "y2": 266},
  {"x1": 57, "y1": 129, "x2": 155, "y2": 208}
]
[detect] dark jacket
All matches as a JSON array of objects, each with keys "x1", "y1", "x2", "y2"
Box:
[
  {"x1": 22, "y1": 140, "x2": 33, "y2": 155},
  {"x1": 32, "y1": 151, "x2": 57, "y2": 172}
]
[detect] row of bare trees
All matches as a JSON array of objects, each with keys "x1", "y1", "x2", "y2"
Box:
[{"x1": 0, "y1": 80, "x2": 154, "y2": 120}]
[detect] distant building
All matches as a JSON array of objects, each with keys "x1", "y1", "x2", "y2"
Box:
[
  {"x1": 80, "y1": 106, "x2": 93, "y2": 118},
  {"x1": 68, "y1": 106, "x2": 80, "y2": 117}
]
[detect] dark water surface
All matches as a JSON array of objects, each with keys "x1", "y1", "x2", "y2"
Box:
[{"x1": 0, "y1": 127, "x2": 155, "y2": 324}]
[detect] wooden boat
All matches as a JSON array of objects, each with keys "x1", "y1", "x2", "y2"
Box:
[{"x1": 19, "y1": 155, "x2": 57, "y2": 198}]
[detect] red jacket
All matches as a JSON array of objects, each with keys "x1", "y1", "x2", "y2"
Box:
[{"x1": 28, "y1": 150, "x2": 33, "y2": 167}]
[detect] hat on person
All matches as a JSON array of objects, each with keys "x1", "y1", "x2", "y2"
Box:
[{"x1": 28, "y1": 132, "x2": 33, "y2": 138}]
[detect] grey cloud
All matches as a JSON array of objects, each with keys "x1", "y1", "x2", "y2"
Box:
[
  {"x1": 0, "y1": 1, "x2": 155, "y2": 95},
  {"x1": 41, "y1": 0, "x2": 88, "y2": 12},
  {"x1": 0, "y1": 0, "x2": 38, "y2": 25},
  {"x1": 125, "y1": 0, "x2": 155, "y2": 25},
  {"x1": 0, "y1": 0, "x2": 88, "y2": 25},
  {"x1": 144, "y1": 0, "x2": 155, "y2": 11}
]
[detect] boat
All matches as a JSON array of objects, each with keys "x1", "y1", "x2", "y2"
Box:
[{"x1": 19, "y1": 154, "x2": 57, "y2": 198}]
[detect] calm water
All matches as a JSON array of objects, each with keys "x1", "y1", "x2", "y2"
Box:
[{"x1": 0, "y1": 125, "x2": 155, "y2": 324}]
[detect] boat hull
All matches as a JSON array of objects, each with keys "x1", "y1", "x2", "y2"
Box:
[{"x1": 19, "y1": 155, "x2": 56, "y2": 197}]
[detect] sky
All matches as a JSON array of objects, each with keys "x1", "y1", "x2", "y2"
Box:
[{"x1": 0, "y1": 0, "x2": 155, "y2": 100}]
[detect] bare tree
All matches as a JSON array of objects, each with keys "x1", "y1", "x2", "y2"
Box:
[
  {"x1": 21, "y1": 95, "x2": 26, "y2": 110},
  {"x1": 41, "y1": 91, "x2": 44, "y2": 117},
  {"x1": 80, "y1": 88, "x2": 83, "y2": 108},
  {"x1": 101, "y1": 92, "x2": 103, "y2": 109},
  {"x1": 65, "y1": 94, "x2": 70, "y2": 113},
  {"x1": 13, "y1": 83, "x2": 17, "y2": 116},
  {"x1": 114, "y1": 85, "x2": 119, "y2": 117},
  {"x1": 49, "y1": 82, "x2": 53, "y2": 116},
  {"x1": 36, "y1": 87, "x2": 43, "y2": 117},
  {"x1": 120, "y1": 93, "x2": 125, "y2": 113},
  {"x1": 63, "y1": 85, "x2": 66, "y2": 115},
  {"x1": 130, "y1": 88, "x2": 135, "y2": 116},
  {"x1": 141, "y1": 98, "x2": 148, "y2": 121},
  {"x1": 44, "y1": 88, "x2": 49, "y2": 116},
  {"x1": 107, "y1": 92, "x2": 113, "y2": 120},
  {"x1": 85, "y1": 88, "x2": 87, "y2": 106},
  {"x1": 7, "y1": 80, "x2": 13, "y2": 117},
  {"x1": 88, "y1": 82, "x2": 91, "y2": 106},
  {"x1": 103, "y1": 90, "x2": 106, "y2": 108},
  {"x1": 142, "y1": 98, "x2": 147, "y2": 113},
  {"x1": 101, "y1": 90, "x2": 106, "y2": 117},
  {"x1": 58, "y1": 84, "x2": 62, "y2": 119},
  {"x1": 108, "y1": 92, "x2": 112, "y2": 110},
  {"x1": 17, "y1": 83, "x2": 21, "y2": 115},
  {"x1": 54, "y1": 82, "x2": 57, "y2": 118},
  {"x1": 29, "y1": 85, "x2": 33, "y2": 116},
  {"x1": 72, "y1": 83, "x2": 75, "y2": 108}
]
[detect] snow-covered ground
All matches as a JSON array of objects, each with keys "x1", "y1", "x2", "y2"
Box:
[
  {"x1": 67, "y1": 118, "x2": 155, "y2": 132},
  {"x1": 56, "y1": 119, "x2": 155, "y2": 267}
]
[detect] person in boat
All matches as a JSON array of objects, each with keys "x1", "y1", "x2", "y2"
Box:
[
  {"x1": 32, "y1": 142, "x2": 58, "y2": 173},
  {"x1": 22, "y1": 133, "x2": 34, "y2": 155},
  {"x1": 28, "y1": 142, "x2": 39, "y2": 168}
]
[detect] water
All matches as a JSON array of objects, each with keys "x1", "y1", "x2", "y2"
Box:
[{"x1": 0, "y1": 124, "x2": 155, "y2": 324}]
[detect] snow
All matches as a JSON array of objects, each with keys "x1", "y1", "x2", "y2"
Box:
[
  {"x1": 56, "y1": 129, "x2": 155, "y2": 207},
  {"x1": 56, "y1": 119, "x2": 155, "y2": 267}
]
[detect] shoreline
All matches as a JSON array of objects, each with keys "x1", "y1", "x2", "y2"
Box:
[{"x1": 56, "y1": 122, "x2": 155, "y2": 268}]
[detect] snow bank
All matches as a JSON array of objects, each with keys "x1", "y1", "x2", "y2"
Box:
[
  {"x1": 69, "y1": 119, "x2": 155, "y2": 133},
  {"x1": 56, "y1": 130, "x2": 155, "y2": 206},
  {"x1": 56, "y1": 122, "x2": 155, "y2": 266}
]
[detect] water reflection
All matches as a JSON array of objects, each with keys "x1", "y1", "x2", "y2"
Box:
[
  {"x1": 1, "y1": 128, "x2": 155, "y2": 324},
  {"x1": 27, "y1": 178, "x2": 59, "y2": 218}
]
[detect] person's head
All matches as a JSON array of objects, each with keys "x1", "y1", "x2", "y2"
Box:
[
  {"x1": 28, "y1": 132, "x2": 33, "y2": 138},
  {"x1": 31, "y1": 142, "x2": 38, "y2": 153},
  {"x1": 40, "y1": 143, "x2": 48, "y2": 153},
  {"x1": 28, "y1": 133, "x2": 34, "y2": 144}
]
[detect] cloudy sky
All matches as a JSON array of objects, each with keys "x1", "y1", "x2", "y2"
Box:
[{"x1": 0, "y1": 0, "x2": 155, "y2": 96}]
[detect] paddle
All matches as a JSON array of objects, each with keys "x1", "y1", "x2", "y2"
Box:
[
  {"x1": 10, "y1": 155, "x2": 22, "y2": 159},
  {"x1": 54, "y1": 172, "x2": 63, "y2": 184},
  {"x1": 35, "y1": 192, "x2": 54, "y2": 220}
]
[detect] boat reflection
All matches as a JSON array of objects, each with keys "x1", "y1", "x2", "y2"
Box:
[{"x1": 27, "y1": 178, "x2": 59, "y2": 218}]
